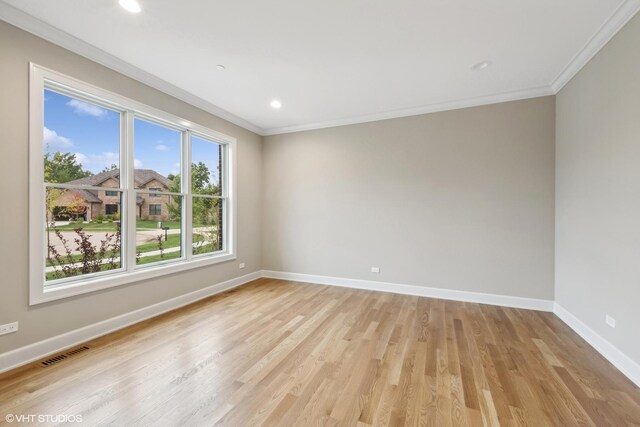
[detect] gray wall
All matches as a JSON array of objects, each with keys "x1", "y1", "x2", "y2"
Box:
[
  {"x1": 0, "y1": 21, "x2": 262, "y2": 353},
  {"x1": 263, "y1": 97, "x2": 556, "y2": 300},
  {"x1": 556, "y1": 12, "x2": 640, "y2": 363}
]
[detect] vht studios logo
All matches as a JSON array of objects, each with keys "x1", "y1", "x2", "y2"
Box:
[{"x1": 5, "y1": 413, "x2": 83, "y2": 423}]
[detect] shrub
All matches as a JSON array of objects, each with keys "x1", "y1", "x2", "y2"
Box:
[
  {"x1": 47, "y1": 226, "x2": 121, "y2": 279},
  {"x1": 77, "y1": 217, "x2": 84, "y2": 224},
  {"x1": 97, "y1": 219, "x2": 103, "y2": 224},
  {"x1": 113, "y1": 212, "x2": 120, "y2": 221}
]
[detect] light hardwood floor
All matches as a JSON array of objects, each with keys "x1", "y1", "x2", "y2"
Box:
[{"x1": 1, "y1": 278, "x2": 639, "y2": 426}]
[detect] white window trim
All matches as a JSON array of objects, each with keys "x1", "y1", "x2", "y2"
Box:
[{"x1": 29, "y1": 63, "x2": 237, "y2": 305}]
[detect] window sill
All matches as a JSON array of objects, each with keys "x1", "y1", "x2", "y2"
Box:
[{"x1": 31, "y1": 253, "x2": 236, "y2": 305}]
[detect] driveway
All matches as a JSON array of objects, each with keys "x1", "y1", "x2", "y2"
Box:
[{"x1": 47, "y1": 229, "x2": 178, "y2": 254}]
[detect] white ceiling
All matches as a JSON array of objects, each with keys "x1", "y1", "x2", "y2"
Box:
[{"x1": 1, "y1": 0, "x2": 638, "y2": 135}]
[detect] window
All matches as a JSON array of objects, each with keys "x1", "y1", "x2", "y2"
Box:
[
  {"x1": 29, "y1": 64, "x2": 236, "y2": 304},
  {"x1": 191, "y1": 135, "x2": 225, "y2": 255},
  {"x1": 134, "y1": 117, "x2": 184, "y2": 266}
]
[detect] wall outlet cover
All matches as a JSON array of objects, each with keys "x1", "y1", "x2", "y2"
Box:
[{"x1": 0, "y1": 322, "x2": 19, "y2": 336}]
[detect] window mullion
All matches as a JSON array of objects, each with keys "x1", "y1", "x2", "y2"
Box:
[
  {"x1": 184, "y1": 130, "x2": 193, "y2": 261},
  {"x1": 124, "y1": 110, "x2": 137, "y2": 272}
]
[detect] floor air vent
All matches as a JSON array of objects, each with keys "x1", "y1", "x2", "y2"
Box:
[{"x1": 39, "y1": 346, "x2": 90, "y2": 367}]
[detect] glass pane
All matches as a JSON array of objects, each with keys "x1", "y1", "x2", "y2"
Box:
[
  {"x1": 135, "y1": 194, "x2": 183, "y2": 267},
  {"x1": 191, "y1": 135, "x2": 222, "y2": 196},
  {"x1": 192, "y1": 196, "x2": 223, "y2": 255},
  {"x1": 43, "y1": 89, "x2": 121, "y2": 185},
  {"x1": 134, "y1": 118, "x2": 181, "y2": 194},
  {"x1": 45, "y1": 187, "x2": 122, "y2": 282}
]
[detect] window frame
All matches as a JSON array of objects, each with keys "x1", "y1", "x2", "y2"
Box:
[
  {"x1": 105, "y1": 204, "x2": 119, "y2": 215},
  {"x1": 148, "y1": 204, "x2": 162, "y2": 216},
  {"x1": 148, "y1": 187, "x2": 162, "y2": 197},
  {"x1": 29, "y1": 64, "x2": 237, "y2": 305}
]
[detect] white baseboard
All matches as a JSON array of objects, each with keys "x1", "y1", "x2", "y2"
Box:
[
  {"x1": 4, "y1": 270, "x2": 637, "y2": 391},
  {"x1": 553, "y1": 303, "x2": 640, "y2": 388},
  {"x1": 0, "y1": 271, "x2": 262, "y2": 374},
  {"x1": 261, "y1": 270, "x2": 555, "y2": 312}
]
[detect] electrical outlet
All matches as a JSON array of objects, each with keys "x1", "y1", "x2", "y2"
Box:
[
  {"x1": 0, "y1": 322, "x2": 18, "y2": 336},
  {"x1": 239, "y1": 263, "x2": 245, "y2": 269},
  {"x1": 605, "y1": 315, "x2": 616, "y2": 328},
  {"x1": 371, "y1": 267, "x2": 380, "y2": 273}
]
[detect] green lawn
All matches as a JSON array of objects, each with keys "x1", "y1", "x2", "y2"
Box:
[
  {"x1": 46, "y1": 251, "x2": 119, "y2": 267},
  {"x1": 137, "y1": 220, "x2": 182, "y2": 230},
  {"x1": 136, "y1": 250, "x2": 182, "y2": 266},
  {"x1": 46, "y1": 249, "x2": 184, "y2": 279},
  {"x1": 135, "y1": 233, "x2": 182, "y2": 253},
  {"x1": 46, "y1": 262, "x2": 121, "y2": 281}
]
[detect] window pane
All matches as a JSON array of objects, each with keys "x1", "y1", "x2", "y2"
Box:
[
  {"x1": 192, "y1": 196, "x2": 223, "y2": 255},
  {"x1": 46, "y1": 187, "x2": 122, "y2": 282},
  {"x1": 136, "y1": 194, "x2": 183, "y2": 267},
  {"x1": 43, "y1": 89, "x2": 121, "y2": 185},
  {"x1": 191, "y1": 135, "x2": 222, "y2": 196},
  {"x1": 134, "y1": 118, "x2": 181, "y2": 194}
]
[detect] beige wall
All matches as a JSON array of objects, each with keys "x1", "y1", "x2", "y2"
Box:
[
  {"x1": 6, "y1": 8, "x2": 637, "y2": 368},
  {"x1": 0, "y1": 21, "x2": 262, "y2": 353},
  {"x1": 262, "y1": 97, "x2": 556, "y2": 299},
  {"x1": 556, "y1": 13, "x2": 640, "y2": 363}
]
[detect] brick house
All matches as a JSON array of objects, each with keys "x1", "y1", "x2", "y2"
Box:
[{"x1": 54, "y1": 169, "x2": 173, "y2": 221}]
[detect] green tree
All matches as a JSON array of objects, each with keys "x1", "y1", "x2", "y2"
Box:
[
  {"x1": 166, "y1": 163, "x2": 219, "y2": 223},
  {"x1": 44, "y1": 152, "x2": 92, "y2": 183},
  {"x1": 101, "y1": 164, "x2": 118, "y2": 173},
  {"x1": 191, "y1": 162, "x2": 211, "y2": 192}
]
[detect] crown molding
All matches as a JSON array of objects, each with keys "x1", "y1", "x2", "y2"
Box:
[
  {"x1": 262, "y1": 85, "x2": 555, "y2": 135},
  {"x1": 550, "y1": 0, "x2": 640, "y2": 93},
  {"x1": 0, "y1": 2, "x2": 266, "y2": 136},
  {"x1": 2, "y1": 0, "x2": 638, "y2": 136}
]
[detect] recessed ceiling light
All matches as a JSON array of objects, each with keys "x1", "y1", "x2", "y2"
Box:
[
  {"x1": 216, "y1": 65, "x2": 226, "y2": 71},
  {"x1": 180, "y1": 120, "x2": 192, "y2": 127},
  {"x1": 270, "y1": 99, "x2": 282, "y2": 109},
  {"x1": 119, "y1": 0, "x2": 141, "y2": 13},
  {"x1": 472, "y1": 60, "x2": 492, "y2": 70}
]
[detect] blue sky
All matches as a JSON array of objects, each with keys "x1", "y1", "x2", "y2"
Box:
[{"x1": 44, "y1": 89, "x2": 220, "y2": 183}]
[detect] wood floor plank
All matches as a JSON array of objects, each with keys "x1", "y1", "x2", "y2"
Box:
[{"x1": 0, "y1": 278, "x2": 638, "y2": 426}]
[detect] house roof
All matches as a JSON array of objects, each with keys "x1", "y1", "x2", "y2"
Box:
[
  {"x1": 66, "y1": 169, "x2": 171, "y2": 188},
  {"x1": 75, "y1": 189, "x2": 102, "y2": 204}
]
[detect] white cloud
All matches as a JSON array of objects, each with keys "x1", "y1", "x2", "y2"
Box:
[
  {"x1": 169, "y1": 162, "x2": 181, "y2": 175},
  {"x1": 72, "y1": 152, "x2": 142, "y2": 172},
  {"x1": 43, "y1": 127, "x2": 74, "y2": 151},
  {"x1": 74, "y1": 152, "x2": 89, "y2": 166},
  {"x1": 155, "y1": 144, "x2": 169, "y2": 151},
  {"x1": 66, "y1": 99, "x2": 109, "y2": 118},
  {"x1": 74, "y1": 151, "x2": 118, "y2": 172}
]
